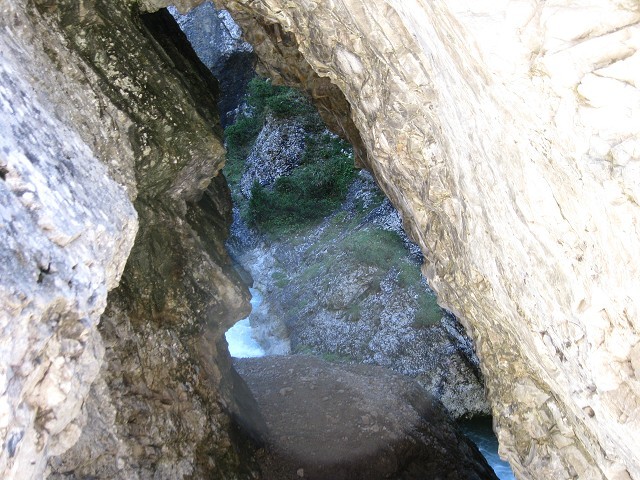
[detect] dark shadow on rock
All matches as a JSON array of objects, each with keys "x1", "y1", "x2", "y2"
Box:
[{"x1": 234, "y1": 356, "x2": 498, "y2": 480}]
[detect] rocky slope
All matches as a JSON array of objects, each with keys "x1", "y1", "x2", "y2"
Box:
[
  {"x1": 213, "y1": 63, "x2": 488, "y2": 418},
  {"x1": 228, "y1": 157, "x2": 489, "y2": 419},
  {"x1": 208, "y1": 2, "x2": 640, "y2": 479}
]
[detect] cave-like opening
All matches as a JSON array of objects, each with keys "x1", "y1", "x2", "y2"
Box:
[
  {"x1": 5, "y1": 0, "x2": 638, "y2": 478},
  {"x1": 3, "y1": 0, "x2": 511, "y2": 477},
  {"x1": 168, "y1": 3, "x2": 515, "y2": 479}
]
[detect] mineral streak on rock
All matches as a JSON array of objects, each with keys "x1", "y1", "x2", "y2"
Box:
[{"x1": 211, "y1": 1, "x2": 640, "y2": 478}]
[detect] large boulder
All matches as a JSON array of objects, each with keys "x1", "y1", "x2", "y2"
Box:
[{"x1": 235, "y1": 355, "x2": 497, "y2": 480}]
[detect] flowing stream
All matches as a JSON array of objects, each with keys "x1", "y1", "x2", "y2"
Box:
[
  {"x1": 225, "y1": 288, "x2": 515, "y2": 479},
  {"x1": 458, "y1": 418, "x2": 516, "y2": 480},
  {"x1": 225, "y1": 288, "x2": 265, "y2": 358}
]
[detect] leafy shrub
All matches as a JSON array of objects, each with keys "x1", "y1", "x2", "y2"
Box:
[
  {"x1": 224, "y1": 77, "x2": 310, "y2": 187},
  {"x1": 266, "y1": 89, "x2": 316, "y2": 118},
  {"x1": 246, "y1": 76, "x2": 285, "y2": 115},
  {"x1": 223, "y1": 75, "x2": 357, "y2": 233},
  {"x1": 247, "y1": 134, "x2": 356, "y2": 234},
  {"x1": 224, "y1": 115, "x2": 262, "y2": 185},
  {"x1": 245, "y1": 76, "x2": 316, "y2": 119}
]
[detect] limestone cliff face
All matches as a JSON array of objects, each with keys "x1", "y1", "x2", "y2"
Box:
[
  {"x1": 0, "y1": 3, "x2": 140, "y2": 478},
  {"x1": 1, "y1": 1, "x2": 257, "y2": 478},
  {"x1": 213, "y1": 1, "x2": 640, "y2": 478}
]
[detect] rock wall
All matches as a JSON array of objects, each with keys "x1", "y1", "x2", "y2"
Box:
[
  {"x1": 1, "y1": 1, "x2": 260, "y2": 478},
  {"x1": 169, "y1": 2, "x2": 256, "y2": 126},
  {"x1": 0, "y1": 2, "x2": 140, "y2": 478},
  {"x1": 212, "y1": 1, "x2": 640, "y2": 479}
]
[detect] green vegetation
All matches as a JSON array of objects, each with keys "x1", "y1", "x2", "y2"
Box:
[
  {"x1": 299, "y1": 262, "x2": 324, "y2": 283},
  {"x1": 291, "y1": 219, "x2": 443, "y2": 328},
  {"x1": 224, "y1": 115, "x2": 262, "y2": 185},
  {"x1": 343, "y1": 228, "x2": 423, "y2": 288},
  {"x1": 224, "y1": 77, "x2": 321, "y2": 187},
  {"x1": 346, "y1": 229, "x2": 406, "y2": 266},
  {"x1": 245, "y1": 76, "x2": 320, "y2": 128},
  {"x1": 271, "y1": 271, "x2": 289, "y2": 288},
  {"x1": 247, "y1": 132, "x2": 356, "y2": 234},
  {"x1": 223, "y1": 75, "x2": 357, "y2": 235},
  {"x1": 397, "y1": 260, "x2": 423, "y2": 289},
  {"x1": 320, "y1": 351, "x2": 353, "y2": 363},
  {"x1": 346, "y1": 303, "x2": 362, "y2": 322},
  {"x1": 412, "y1": 293, "x2": 444, "y2": 328}
]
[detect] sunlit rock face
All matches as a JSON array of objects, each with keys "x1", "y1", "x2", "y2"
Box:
[
  {"x1": 0, "y1": 3, "x2": 140, "y2": 478},
  {"x1": 0, "y1": 44, "x2": 137, "y2": 480},
  {"x1": 212, "y1": 1, "x2": 640, "y2": 478}
]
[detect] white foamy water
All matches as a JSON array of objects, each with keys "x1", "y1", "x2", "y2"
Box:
[{"x1": 225, "y1": 288, "x2": 266, "y2": 358}]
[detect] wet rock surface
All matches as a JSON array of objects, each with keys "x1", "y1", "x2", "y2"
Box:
[{"x1": 235, "y1": 355, "x2": 498, "y2": 480}]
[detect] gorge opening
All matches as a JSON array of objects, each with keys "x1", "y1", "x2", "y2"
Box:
[{"x1": 169, "y1": 3, "x2": 514, "y2": 478}]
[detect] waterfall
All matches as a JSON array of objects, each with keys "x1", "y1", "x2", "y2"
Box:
[{"x1": 225, "y1": 288, "x2": 266, "y2": 358}]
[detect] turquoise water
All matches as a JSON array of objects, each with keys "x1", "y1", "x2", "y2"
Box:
[
  {"x1": 459, "y1": 417, "x2": 516, "y2": 480},
  {"x1": 225, "y1": 288, "x2": 265, "y2": 358}
]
